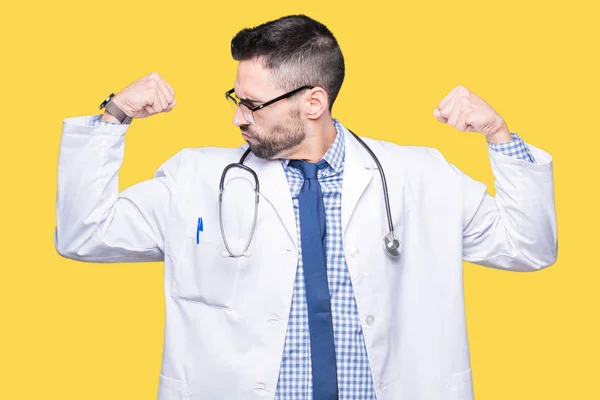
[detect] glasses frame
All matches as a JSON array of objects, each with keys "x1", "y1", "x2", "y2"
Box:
[{"x1": 225, "y1": 85, "x2": 314, "y2": 124}]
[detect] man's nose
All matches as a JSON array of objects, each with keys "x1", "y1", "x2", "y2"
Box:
[{"x1": 232, "y1": 106, "x2": 247, "y2": 127}]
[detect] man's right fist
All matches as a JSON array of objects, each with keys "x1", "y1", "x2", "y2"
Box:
[{"x1": 107, "y1": 72, "x2": 176, "y2": 120}]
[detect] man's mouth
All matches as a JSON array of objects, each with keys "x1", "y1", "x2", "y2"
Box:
[{"x1": 241, "y1": 127, "x2": 254, "y2": 140}]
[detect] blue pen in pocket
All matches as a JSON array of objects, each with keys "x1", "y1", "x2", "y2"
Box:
[{"x1": 196, "y1": 217, "x2": 203, "y2": 244}]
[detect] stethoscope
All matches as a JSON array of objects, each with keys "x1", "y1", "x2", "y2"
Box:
[{"x1": 218, "y1": 128, "x2": 402, "y2": 258}]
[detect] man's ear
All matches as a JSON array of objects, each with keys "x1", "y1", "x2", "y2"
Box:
[{"x1": 304, "y1": 87, "x2": 329, "y2": 120}]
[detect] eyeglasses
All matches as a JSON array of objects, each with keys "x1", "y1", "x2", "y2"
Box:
[{"x1": 225, "y1": 85, "x2": 314, "y2": 125}]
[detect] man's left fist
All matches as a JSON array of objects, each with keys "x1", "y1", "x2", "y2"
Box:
[{"x1": 433, "y1": 85, "x2": 511, "y2": 142}]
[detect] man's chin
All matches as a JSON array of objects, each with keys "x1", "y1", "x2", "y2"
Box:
[{"x1": 248, "y1": 144, "x2": 281, "y2": 160}]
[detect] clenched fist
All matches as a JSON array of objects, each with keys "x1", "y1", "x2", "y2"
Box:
[
  {"x1": 104, "y1": 72, "x2": 177, "y2": 121},
  {"x1": 433, "y1": 85, "x2": 512, "y2": 144}
]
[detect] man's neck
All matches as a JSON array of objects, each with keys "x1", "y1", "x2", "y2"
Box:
[{"x1": 280, "y1": 118, "x2": 338, "y2": 162}]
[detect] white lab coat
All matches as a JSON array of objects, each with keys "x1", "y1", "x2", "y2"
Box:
[{"x1": 54, "y1": 115, "x2": 557, "y2": 400}]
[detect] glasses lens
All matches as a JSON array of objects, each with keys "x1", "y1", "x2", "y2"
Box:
[
  {"x1": 243, "y1": 106, "x2": 255, "y2": 125},
  {"x1": 226, "y1": 93, "x2": 255, "y2": 124},
  {"x1": 226, "y1": 94, "x2": 238, "y2": 112},
  {"x1": 235, "y1": 103, "x2": 253, "y2": 125}
]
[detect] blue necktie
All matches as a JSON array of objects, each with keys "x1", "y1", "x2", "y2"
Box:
[{"x1": 289, "y1": 159, "x2": 338, "y2": 399}]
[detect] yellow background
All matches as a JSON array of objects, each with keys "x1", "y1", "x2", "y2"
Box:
[{"x1": 1, "y1": 0, "x2": 598, "y2": 398}]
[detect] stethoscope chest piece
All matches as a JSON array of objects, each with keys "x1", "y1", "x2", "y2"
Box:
[{"x1": 383, "y1": 233, "x2": 402, "y2": 257}]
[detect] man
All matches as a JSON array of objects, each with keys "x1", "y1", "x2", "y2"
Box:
[{"x1": 54, "y1": 14, "x2": 557, "y2": 400}]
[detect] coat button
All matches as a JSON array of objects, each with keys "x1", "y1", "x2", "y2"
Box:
[
  {"x1": 348, "y1": 247, "x2": 360, "y2": 259},
  {"x1": 254, "y1": 382, "x2": 267, "y2": 395},
  {"x1": 366, "y1": 315, "x2": 375, "y2": 325}
]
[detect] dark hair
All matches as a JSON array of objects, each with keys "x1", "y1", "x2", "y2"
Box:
[{"x1": 231, "y1": 14, "x2": 345, "y2": 112}]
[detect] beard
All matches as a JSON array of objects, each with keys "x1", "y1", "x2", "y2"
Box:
[{"x1": 241, "y1": 109, "x2": 305, "y2": 159}]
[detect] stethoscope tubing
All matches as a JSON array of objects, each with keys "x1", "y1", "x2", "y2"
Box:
[{"x1": 218, "y1": 128, "x2": 400, "y2": 257}]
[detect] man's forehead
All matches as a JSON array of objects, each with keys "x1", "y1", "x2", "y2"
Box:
[{"x1": 234, "y1": 59, "x2": 278, "y2": 101}]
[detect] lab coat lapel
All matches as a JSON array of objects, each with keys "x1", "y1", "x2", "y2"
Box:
[
  {"x1": 341, "y1": 125, "x2": 375, "y2": 237},
  {"x1": 243, "y1": 149, "x2": 298, "y2": 250}
]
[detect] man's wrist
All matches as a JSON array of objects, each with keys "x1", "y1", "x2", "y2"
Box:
[{"x1": 486, "y1": 128, "x2": 512, "y2": 144}]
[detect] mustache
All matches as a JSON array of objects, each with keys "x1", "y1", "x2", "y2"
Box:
[{"x1": 240, "y1": 125, "x2": 254, "y2": 136}]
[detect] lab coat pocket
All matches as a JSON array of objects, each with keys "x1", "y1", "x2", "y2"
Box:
[
  {"x1": 158, "y1": 373, "x2": 192, "y2": 400},
  {"x1": 445, "y1": 367, "x2": 474, "y2": 400},
  {"x1": 171, "y1": 233, "x2": 243, "y2": 310}
]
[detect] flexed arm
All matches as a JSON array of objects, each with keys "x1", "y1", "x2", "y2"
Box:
[{"x1": 54, "y1": 72, "x2": 180, "y2": 262}]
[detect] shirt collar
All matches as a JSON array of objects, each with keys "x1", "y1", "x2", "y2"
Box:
[{"x1": 281, "y1": 118, "x2": 345, "y2": 175}]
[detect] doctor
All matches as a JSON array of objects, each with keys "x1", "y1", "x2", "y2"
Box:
[{"x1": 54, "y1": 14, "x2": 557, "y2": 400}]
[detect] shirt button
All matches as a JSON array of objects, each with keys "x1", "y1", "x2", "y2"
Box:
[{"x1": 366, "y1": 315, "x2": 375, "y2": 325}]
